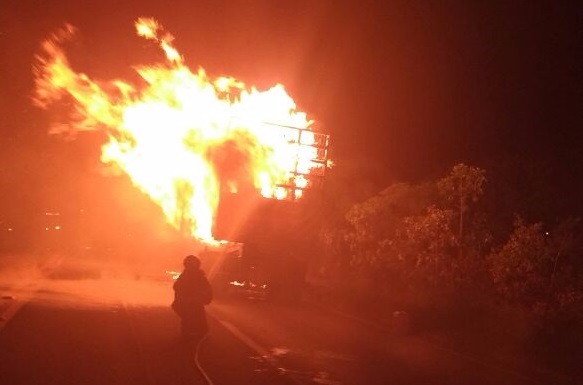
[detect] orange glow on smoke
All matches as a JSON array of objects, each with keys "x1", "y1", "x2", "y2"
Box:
[{"x1": 34, "y1": 18, "x2": 324, "y2": 243}]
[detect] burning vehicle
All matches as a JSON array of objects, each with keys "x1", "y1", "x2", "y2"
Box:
[{"x1": 34, "y1": 18, "x2": 330, "y2": 297}]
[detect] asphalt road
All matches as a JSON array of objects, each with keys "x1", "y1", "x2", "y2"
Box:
[
  {"x1": 0, "y1": 278, "x2": 294, "y2": 385},
  {"x1": 208, "y1": 300, "x2": 549, "y2": 385},
  {"x1": 0, "y1": 274, "x2": 574, "y2": 385}
]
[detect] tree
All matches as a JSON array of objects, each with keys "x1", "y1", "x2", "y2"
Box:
[
  {"x1": 489, "y1": 218, "x2": 582, "y2": 321},
  {"x1": 343, "y1": 182, "x2": 434, "y2": 290},
  {"x1": 399, "y1": 206, "x2": 458, "y2": 291},
  {"x1": 437, "y1": 163, "x2": 486, "y2": 246},
  {"x1": 341, "y1": 164, "x2": 490, "y2": 300}
]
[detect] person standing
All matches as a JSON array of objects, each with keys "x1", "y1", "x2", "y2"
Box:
[{"x1": 172, "y1": 255, "x2": 213, "y2": 341}]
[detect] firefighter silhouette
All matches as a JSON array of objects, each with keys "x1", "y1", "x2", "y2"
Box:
[{"x1": 172, "y1": 255, "x2": 213, "y2": 341}]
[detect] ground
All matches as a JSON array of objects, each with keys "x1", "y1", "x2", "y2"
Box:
[{"x1": 0, "y1": 254, "x2": 577, "y2": 385}]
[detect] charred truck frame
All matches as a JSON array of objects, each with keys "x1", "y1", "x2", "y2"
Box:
[{"x1": 209, "y1": 124, "x2": 330, "y2": 302}]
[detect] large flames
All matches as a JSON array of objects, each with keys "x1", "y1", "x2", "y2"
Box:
[{"x1": 34, "y1": 18, "x2": 326, "y2": 243}]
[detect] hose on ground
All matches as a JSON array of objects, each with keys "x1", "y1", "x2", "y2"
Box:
[{"x1": 194, "y1": 333, "x2": 214, "y2": 385}]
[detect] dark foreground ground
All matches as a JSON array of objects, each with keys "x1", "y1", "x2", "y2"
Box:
[
  {"x1": 0, "y1": 258, "x2": 578, "y2": 385},
  {"x1": 0, "y1": 300, "x2": 298, "y2": 385},
  {"x1": 0, "y1": 273, "x2": 298, "y2": 385}
]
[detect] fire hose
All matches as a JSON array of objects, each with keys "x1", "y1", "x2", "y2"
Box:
[
  {"x1": 194, "y1": 333, "x2": 214, "y2": 385},
  {"x1": 125, "y1": 299, "x2": 214, "y2": 385}
]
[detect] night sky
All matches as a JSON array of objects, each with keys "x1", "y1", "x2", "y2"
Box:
[{"x1": 1, "y1": 0, "x2": 581, "y2": 220}]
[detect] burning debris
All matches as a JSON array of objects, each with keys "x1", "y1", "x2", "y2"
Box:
[{"x1": 34, "y1": 18, "x2": 329, "y2": 243}]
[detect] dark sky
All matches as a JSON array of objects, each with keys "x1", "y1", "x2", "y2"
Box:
[{"x1": 1, "y1": 0, "x2": 582, "y2": 216}]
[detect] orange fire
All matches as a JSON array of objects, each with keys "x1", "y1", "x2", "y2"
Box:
[{"x1": 34, "y1": 18, "x2": 326, "y2": 243}]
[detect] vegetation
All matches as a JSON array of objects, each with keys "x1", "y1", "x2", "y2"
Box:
[{"x1": 311, "y1": 162, "x2": 583, "y2": 374}]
